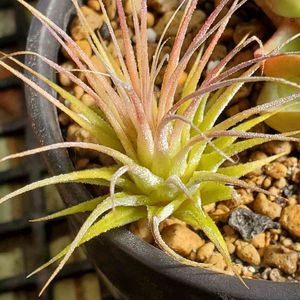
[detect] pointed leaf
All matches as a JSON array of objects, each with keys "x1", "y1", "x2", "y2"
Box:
[
  {"x1": 0, "y1": 167, "x2": 138, "y2": 205},
  {"x1": 28, "y1": 206, "x2": 146, "y2": 277},
  {"x1": 200, "y1": 182, "x2": 233, "y2": 205},
  {"x1": 199, "y1": 138, "x2": 268, "y2": 171},
  {"x1": 174, "y1": 201, "x2": 232, "y2": 268},
  {"x1": 218, "y1": 153, "x2": 284, "y2": 177}
]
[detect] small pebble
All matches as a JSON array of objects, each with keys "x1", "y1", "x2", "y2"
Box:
[
  {"x1": 81, "y1": 93, "x2": 95, "y2": 106},
  {"x1": 211, "y1": 44, "x2": 227, "y2": 60},
  {"x1": 71, "y1": 24, "x2": 87, "y2": 41},
  {"x1": 125, "y1": 0, "x2": 141, "y2": 15},
  {"x1": 58, "y1": 113, "x2": 70, "y2": 126},
  {"x1": 291, "y1": 168, "x2": 300, "y2": 183},
  {"x1": 76, "y1": 40, "x2": 92, "y2": 57},
  {"x1": 292, "y1": 242, "x2": 300, "y2": 252},
  {"x1": 206, "y1": 60, "x2": 220, "y2": 73},
  {"x1": 203, "y1": 203, "x2": 215, "y2": 213},
  {"x1": 149, "y1": 0, "x2": 182, "y2": 13},
  {"x1": 269, "y1": 268, "x2": 286, "y2": 282},
  {"x1": 263, "y1": 245, "x2": 298, "y2": 274},
  {"x1": 74, "y1": 85, "x2": 84, "y2": 99},
  {"x1": 154, "y1": 10, "x2": 206, "y2": 37},
  {"x1": 287, "y1": 195, "x2": 297, "y2": 206},
  {"x1": 229, "y1": 207, "x2": 280, "y2": 240},
  {"x1": 159, "y1": 217, "x2": 185, "y2": 232},
  {"x1": 284, "y1": 157, "x2": 298, "y2": 167},
  {"x1": 129, "y1": 218, "x2": 153, "y2": 243},
  {"x1": 91, "y1": 55, "x2": 107, "y2": 74},
  {"x1": 251, "y1": 233, "x2": 266, "y2": 249},
  {"x1": 226, "y1": 240, "x2": 236, "y2": 254},
  {"x1": 263, "y1": 177, "x2": 272, "y2": 189},
  {"x1": 76, "y1": 158, "x2": 90, "y2": 170},
  {"x1": 236, "y1": 241, "x2": 261, "y2": 265},
  {"x1": 196, "y1": 242, "x2": 215, "y2": 262},
  {"x1": 105, "y1": 0, "x2": 117, "y2": 19},
  {"x1": 281, "y1": 238, "x2": 293, "y2": 248},
  {"x1": 280, "y1": 205, "x2": 300, "y2": 237},
  {"x1": 211, "y1": 203, "x2": 230, "y2": 222},
  {"x1": 207, "y1": 252, "x2": 227, "y2": 271},
  {"x1": 161, "y1": 224, "x2": 204, "y2": 257},
  {"x1": 253, "y1": 194, "x2": 282, "y2": 220},
  {"x1": 147, "y1": 12, "x2": 155, "y2": 27},
  {"x1": 265, "y1": 162, "x2": 287, "y2": 180},
  {"x1": 250, "y1": 151, "x2": 268, "y2": 161},
  {"x1": 261, "y1": 267, "x2": 272, "y2": 280},
  {"x1": 99, "y1": 22, "x2": 110, "y2": 40},
  {"x1": 274, "y1": 177, "x2": 287, "y2": 189},
  {"x1": 262, "y1": 141, "x2": 292, "y2": 155},
  {"x1": 147, "y1": 28, "x2": 157, "y2": 43},
  {"x1": 59, "y1": 62, "x2": 75, "y2": 87},
  {"x1": 80, "y1": 6, "x2": 104, "y2": 30},
  {"x1": 87, "y1": 0, "x2": 100, "y2": 11}
]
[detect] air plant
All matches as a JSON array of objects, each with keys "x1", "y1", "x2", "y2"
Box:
[{"x1": 1, "y1": 0, "x2": 300, "y2": 295}]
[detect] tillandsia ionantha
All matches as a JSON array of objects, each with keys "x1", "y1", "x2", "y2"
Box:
[{"x1": 1, "y1": 0, "x2": 300, "y2": 295}]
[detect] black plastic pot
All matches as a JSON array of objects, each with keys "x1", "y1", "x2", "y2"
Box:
[{"x1": 25, "y1": 0, "x2": 300, "y2": 299}]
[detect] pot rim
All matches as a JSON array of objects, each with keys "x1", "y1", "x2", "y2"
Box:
[{"x1": 24, "y1": 1, "x2": 300, "y2": 299}]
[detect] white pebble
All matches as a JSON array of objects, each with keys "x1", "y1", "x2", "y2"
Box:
[
  {"x1": 206, "y1": 60, "x2": 220, "y2": 73},
  {"x1": 64, "y1": 100, "x2": 71, "y2": 107},
  {"x1": 147, "y1": 28, "x2": 157, "y2": 43}
]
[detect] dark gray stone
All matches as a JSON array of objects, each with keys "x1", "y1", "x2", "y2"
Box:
[
  {"x1": 99, "y1": 22, "x2": 110, "y2": 40},
  {"x1": 228, "y1": 208, "x2": 280, "y2": 241}
]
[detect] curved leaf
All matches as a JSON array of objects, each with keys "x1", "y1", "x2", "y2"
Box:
[
  {"x1": 28, "y1": 206, "x2": 146, "y2": 277},
  {"x1": 200, "y1": 182, "x2": 233, "y2": 205},
  {"x1": 174, "y1": 201, "x2": 232, "y2": 269},
  {"x1": 218, "y1": 152, "x2": 284, "y2": 177},
  {"x1": 0, "y1": 167, "x2": 138, "y2": 205}
]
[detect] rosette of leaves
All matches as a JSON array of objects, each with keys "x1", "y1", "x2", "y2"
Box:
[{"x1": 1, "y1": 0, "x2": 300, "y2": 294}]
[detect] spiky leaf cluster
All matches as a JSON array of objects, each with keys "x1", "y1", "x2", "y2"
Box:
[{"x1": 1, "y1": 0, "x2": 300, "y2": 294}]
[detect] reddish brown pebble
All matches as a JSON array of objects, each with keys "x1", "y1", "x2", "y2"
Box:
[
  {"x1": 280, "y1": 205, "x2": 300, "y2": 237},
  {"x1": 161, "y1": 224, "x2": 205, "y2": 257}
]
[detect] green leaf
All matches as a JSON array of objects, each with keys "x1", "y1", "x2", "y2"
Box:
[
  {"x1": 174, "y1": 201, "x2": 232, "y2": 267},
  {"x1": 184, "y1": 111, "x2": 272, "y2": 179},
  {"x1": 183, "y1": 142, "x2": 207, "y2": 180},
  {"x1": 204, "y1": 113, "x2": 273, "y2": 153},
  {"x1": 218, "y1": 153, "x2": 284, "y2": 178},
  {"x1": 148, "y1": 196, "x2": 186, "y2": 222},
  {"x1": 199, "y1": 66, "x2": 258, "y2": 132},
  {"x1": 31, "y1": 193, "x2": 132, "y2": 222},
  {"x1": 200, "y1": 182, "x2": 233, "y2": 205},
  {"x1": 28, "y1": 206, "x2": 146, "y2": 277},
  {"x1": 198, "y1": 138, "x2": 267, "y2": 171},
  {"x1": 30, "y1": 192, "x2": 155, "y2": 291},
  {"x1": 0, "y1": 167, "x2": 139, "y2": 205},
  {"x1": 188, "y1": 171, "x2": 275, "y2": 196}
]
